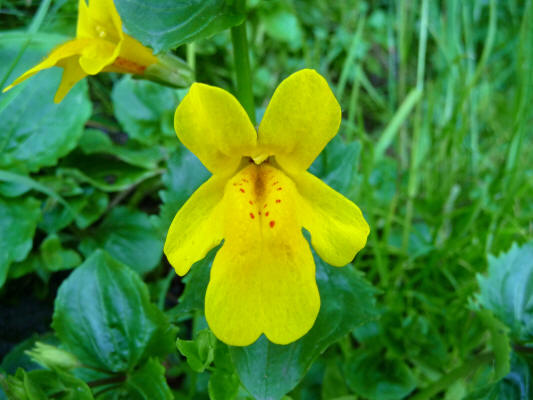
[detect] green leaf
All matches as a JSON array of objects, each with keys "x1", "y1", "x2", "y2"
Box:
[
  {"x1": 80, "y1": 207, "x2": 163, "y2": 275},
  {"x1": 58, "y1": 153, "x2": 159, "y2": 192},
  {"x1": 208, "y1": 345, "x2": 240, "y2": 400},
  {"x1": 465, "y1": 352, "x2": 531, "y2": 400},
  {"x1": 0, "y1": 196, "x2": 41, "y2": 287},
  {"x1": 229, "y1": 257, "x2": 378, "y2": 400},
  {"x1": 25, "y1": 369, "x2": 93, "y2": 400},
  {"x1": 78, "y1": 129, "x2": 164, "y2": 169},
  {"x1": 0, "y1": 32, "x2": 92, "y2": 173},
  {"x1": 40, "y1": 189, "x2": 108, "y2": 233},
  {"x1": 478, "y1": 310, "x2": 511, "y2": 381},
  {"x1": 176, "y1": 330, "x2": 216, "y2": 373},
  {"x1": 114, "y1": 0, "x2": 245, "y2": 52},
  {"x1": 343, "y1": 348, "x2": 416, "y2": 400},
  {"x1": 40, "y1": 235, "x2": 82, "y2": 272},
  {"x1": 310, "y1": 137, "x2": 362, "y2": 197},
  {"x1": 477, "y1": 242, "x2": 533, "y2": 341},
  {"x1": 52, "y1": 250, "x2": 176, "y2": 373},
  {"x1": 262, "y1": 8, "x2": 303, "y2": 51},
  {"x1": 111, "y1": 76, "x2": 181, "y2": 146},
  {"x1": 125, "y1": 359, "x2": 173, "y2": 400}
]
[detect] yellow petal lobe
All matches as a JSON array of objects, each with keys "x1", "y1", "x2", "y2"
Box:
[
  {"x1": 205, "y1": 163, "x2": 320, "y2": 346},
  {"x1": 2, "y1": 39, "x2": 90, "y2": 94},
  {"x1": 174, "y1": 83, "x2": 257, "y2": 174},
  {"x1": 258, "y1": 69, "x2": 341, "y2": 172},
  {"x1": 54, "y1": 57, "x2": 88, "y2": 103},
  {"x1": 164, "y1": 176, "x2": 226, "y2": 276},
  {"x1": 294, "y1": 171, "x2": 370, "y2": 266}
]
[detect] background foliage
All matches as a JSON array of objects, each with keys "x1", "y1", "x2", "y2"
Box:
[{"x1": 1, "y1": 0, "x2": 532, "y2": 399}]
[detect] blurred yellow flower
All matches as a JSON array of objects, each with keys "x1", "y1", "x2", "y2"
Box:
[
  {"x1": 165, "y1": 69, "x2": 370, "y2": 346},
  {"x1": 2, "y1": 0, "x2": 157, "y2": 103}
]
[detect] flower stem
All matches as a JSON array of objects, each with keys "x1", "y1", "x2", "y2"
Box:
[{"x1": 231, "y1": 1, "x2": 256, "y2": 125}]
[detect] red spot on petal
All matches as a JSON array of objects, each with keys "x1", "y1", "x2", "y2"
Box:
[
  {"x1": 276, "y1": 199, "x2": 281, "y2": 203},
  {"x1": 269, "y1": 220, "x2": 275, "y2": 228},
  {"x1": 233, "y1": 183, "x2": 237, "y2": 186},
  {"x1": 265, "y1": 211, "x2": 269, "y2": 216},
  {"x1": 249, "y1": 200, "x2": 254, "y2": 205},
  {"x1": 263, "y1": 204, "x2": 268, "y2": 208},
  {"x1": 250, "y1": 213, "x2": 255, "y2": 219},
  {"x1": 243, "y1": 178, "x2": 249, "y2": 182},
  {"x1": 240, "y1": 188, "x2": 245, "y2": 193},
  {"x1": 258, "y1": 211, "x2": 261, "y2": 215},
  {"x1": 272, "y1": 181, "x2": 279, "y2": 186},
  {"x1": 277, "y1": 187, "x2": 282, "y2": 191}
]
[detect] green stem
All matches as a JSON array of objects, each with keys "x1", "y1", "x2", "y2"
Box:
[
  {"x1": 409, "y1": 353, "x2": 493, "y2": 400},
  {"x1": 231, "y1": 1, "x2": 255, "y2": 125}
]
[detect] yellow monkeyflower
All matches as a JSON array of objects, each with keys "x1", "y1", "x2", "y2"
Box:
[
  {"x1": 165, "y1": 69, "x2": 370, "y2": 346},
  {"x1": 2, "y1": 0, "x2": 191, "y2": 103}
]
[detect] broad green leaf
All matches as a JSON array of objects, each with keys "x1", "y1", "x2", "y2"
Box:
[
  {"x1": 0, "y1": 196, "x2": 41, "y2": 287},
  {"x1": 52, "y1": 250, "x2": 175, "y2": 372},
  {"x1": 477, "y1": 242, "x2": 533, "y2": 341},
  {"x1": 114, "y1": 0, "x2": 245, "y2": 52},
  {"x1": 112, "y1": 76, "x2": 180, "y2": 146},
  {"x1": 229, "y1": 257, "x2": 378, "y2": 400},
  {"x1": 309, "y1": 137, "x2": 361, "y2": 197},
  {"x1": 80, "y1": 207, "x2": 163, "y2": 275},
  {"x1": 78, "y1": 129, "x2": 164, "y2": 169},
  {"x1": 124, "y1": 359, "x2": 173, "y2": 400},
  {"x1": 0, "y1": 32, "x2": 91, "y2": 173},
  {"x1": 159, "y1": 148, "x2": 210, "y2": 230},
  {"x1": 58, "y1": 153, "x2": 159, "y2": 192},
  {"x1": 176, "y1": 330, "x2": 216, "y2": 373},
  {"x1": 343, "y1": 349, "x2": 416, "y2": 400},
  {"x1": 40, "y1": 189, "x2": 108, "y2": 233}
]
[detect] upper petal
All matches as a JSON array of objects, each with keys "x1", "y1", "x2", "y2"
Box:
[
  {"x1": 205, "y1": 163, "x2": 320, "y2": 346},
  {"x1": 164, "y1": 175, "x2": 226, "y2": 276},
  {"x1": 77, "y1": 0, "x2": 123, "y2": 42},
  {"x1": 293, "y1": 171, "x2": 370, "y2": 266},
  {"x1": 174, "y1": 83, "x2": 257, "y2": 174},
  {"x1": 258, "y1": 69, "x2": 341, "y2": 172}
]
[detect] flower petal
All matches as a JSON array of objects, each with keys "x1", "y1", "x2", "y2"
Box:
[
  {"x1": 293, "y1": 171, "x2": 370, "y2": 266},
  {"x1": 78, "y1": 39, "x2": 119, "y2": 75},
  {"x1": 258, "y1": 69, "x2": 341, "y2": 172},
  {"x1": 164, "y1": 176, "x2": 226, "y2": 276},
  {"x1": 77, "y1": 0, "x2": 122, "y2": 42},
  {"x1": 54, "y1": 56, "x2": 88, "y2": 103},
  {"x1": 205, "y1": 163, "x2": 320, "y2": 346},
  {"x1": 174, "y1": 83, "x2": 257, "y2": 174},
  {"x1": 2, "y1": 39, "x2": 90, "y2": 93}
]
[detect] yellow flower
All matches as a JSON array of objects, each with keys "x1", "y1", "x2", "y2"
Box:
[
  {"x1": 165, "y1": 69, "x2": 370, "y2": 346},
  {"x1": 2, "y1": 0, "x2": 157, "y2": 103}
]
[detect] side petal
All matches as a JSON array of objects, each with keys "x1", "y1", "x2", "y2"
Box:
[
  {"x1": 164, "y1": 175, "x2": 226, "y2": 276},
  {"x1": 54, "y1": 56, "x2": 88, "y2": 103},
  {"x1": 293, "y1": 171, "x2": 370, "y2": 267},
  {"x1": 174, "y1": 83, "x2": 257, "y2": 174},
  {"x1": 205, "y1": 163, "x2": 320, "y2": 346},
  {"x1": 258, "y1": 69, "x2": 341, "y2": 172},
  {"x1": 2, "y1": 39, "x2": 90, "y2": 93}
]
